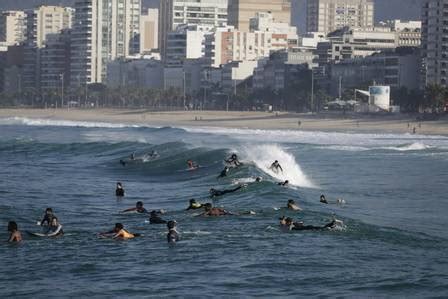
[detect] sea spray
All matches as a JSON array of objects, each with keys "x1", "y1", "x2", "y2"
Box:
[{"x1": 241, "y1": 144, "x2": 316, "y2": 188}]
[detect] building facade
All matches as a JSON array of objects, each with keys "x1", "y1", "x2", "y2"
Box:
[
  {"x1": 0, "y1": 11, "x2": 27, "y2": 46},
  {"x1": 159, "y1": 0, "x2": 228, "y2": 59},
  {"x1": 140, "y1": 8, "x2": 159, "y2": 53},
  {"x1": 228, "y1": 0, "x2": 291, "y2": 31},
  {"x1": 70, "y1": 0, "x2": 141, "y2": 86},
  {"x1": 421, "y1": 0, "x2": 448, "y2": 87},
  {"x1": 306, "y1": 0, "x2": 374, "y2": 34}
]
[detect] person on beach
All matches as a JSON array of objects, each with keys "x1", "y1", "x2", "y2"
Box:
[
  {"x1": 7, "y1": 221, "x2": 22, "y2": 242},
  {"x1": 149, "y1": 210, "x2": 167, "y2": 224},
  {"x1": 116, "y1": 182, "x2": 125, "y2": 197},
  {"x1": 320, "y1": 194, "x2": 328, "y2": 204},
  {"x1": 225, "y1": 153, "x2": 242, "y2": 167},
  {"x1": 218, "y1": 166, "x2": 230, "y2": 178},
  {"x1": 269, "y1": 160, "x2": 283, "y2": 173},
  {"x1": 186, "y1": 199, "x2": 207, "y2": 210},
  {"x1": 278, "y1": 180, "x2": 289, "y2": 186},
  {"x1": 287, "y1": 199, "x2": 302, "y2": 211},
  {"x1": 209, "y1": 185, "x2": 244, "y2": 198},
  {"x1": 167, "y1": 220, "x2": 179, "y2": 244},
  {"x1": 122, "y1": 201, "x2": 148, "y2": 213},
  {"x1": 99, "y1": 223, "x2": 138, "y2": 239}
]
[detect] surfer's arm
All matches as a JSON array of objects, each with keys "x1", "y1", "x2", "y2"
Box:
[{"x1": 122, "y1": 207, "x2": 137, "y2": 213}]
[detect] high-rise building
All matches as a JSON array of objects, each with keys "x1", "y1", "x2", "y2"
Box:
[
  {"x1": 306, "y1": 0, "x2": 374, "y2": 34},
  {"x1": 0, "y1": 11, "x2": 27, "y2": 46},
  {"x1": 228, "y1": 0, "x2": 291, "y2": 32},
  {"x1": 140, "y1": 8, "x2": 159, "y2": 53},
  {"x1": 159, "y1": 0, "x2": 228, "y2": 60},
  {"x1": 205, "y1": 13, "x2": 298, "y2": 67},
  {"x1": 421, "y1": 0, "x2": 448, "y2": 87},
  {"x1": 23, "y1": 6, "x2": 73, "y2": 90},
  {"x1": 70, "y1": 0, "x2": 141, "y2": 85}
]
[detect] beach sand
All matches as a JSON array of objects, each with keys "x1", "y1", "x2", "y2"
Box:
[{"x1": 0, "y1": 108, "x2": 447, "y2": 136}]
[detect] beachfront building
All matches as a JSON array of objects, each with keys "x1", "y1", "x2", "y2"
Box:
[
  {"x1": 306, "y1": 0, "x2": 374, "y2": 35},
  {"x1": 40, "y1": 29, "x2": 71, "y2": 92},
  {"x1": 316, "y1": 27, "x2": 399, "y2": 65},
  {"x1": 329, "y1": 47, "x2": 421, "y2": 94},
  {"x1": 0, "y1": 11, "x2": 27, "y2": 46},
  {"x1": 70, "y1": 0, "x2": 141, "y2": 86},
  {"x1": 158, "y1": 0, "x2": 228, "y2": 59},
  {"x1": 380, "y1": 20, "x2": 422, "y2": 47},
  {"x1": 22, "y1": 6, "x2": 73, "y2": 91},
  {"x1": 221, "y1": 60, "x2": 258, "y2": 93},
  {"x1": 165, "y1": 24, "x2": 211, "y2": 66},
  {"x1": 421, "y1": 0, "x2": 448, "y2": 87},
  {"x1": 227, "y1": 0, "x2": 291, "y2": 31},
  {"x1": 205, "y1": 13, "x2": 298, "y2": 67},
  {"x1": 107, "y1": 57, "x2": 164, "y2": 89},
  {"x1": 140, "y1": 9, "x2": 159, "y2": 53}
]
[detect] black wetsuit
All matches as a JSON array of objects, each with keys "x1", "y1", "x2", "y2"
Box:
[
  {"x1": 292, "y1": 220, "x2": 336, "y2": 231},
  {"x1": 218, "y1": 169, "x2": 229, "y2": 178},
  {"x1": 116, "y1": 188, "x2": 125, "y2": 197},
  {"x1": 41, "y1": 214, "x2": 56, "y2": 226},
  {"x1": 210, "y1": 185, "x2": 242, "y2": 198},
  {"x1": 150, "y1": 214, "x2": 167, "y2": 224},
  {"x1": 167, "y1": 230, "x2": 179, "y2": 243}
]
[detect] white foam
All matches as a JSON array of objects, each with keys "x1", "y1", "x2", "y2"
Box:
[
  {"x1": 381, "y1": 142, "x2": 432, "y2": 151},
  {"x1": 0, "y1": 117, "x2": 140, "y2": 128},
  {"x1": 241, "y1": 144, "x2": 316, "y2": 188}
]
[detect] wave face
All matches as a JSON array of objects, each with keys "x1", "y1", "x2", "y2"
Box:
[{"x1": 1, "y1": 119, "x2": 448, "y2": 297}]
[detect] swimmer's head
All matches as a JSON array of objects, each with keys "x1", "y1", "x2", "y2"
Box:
[
  {"x1": 189, "y1": 198, "x2": 196, "y2": 204},
  {"x1": 117, "y1": 182, "x2": 122, "y2": 188},
  {"x1": 8, "y1": 221, "x2": 17, "y2": 232},
  {"x1": 320, "y1": 194, "x2": 325, "y2": 199},
  {"x1": 255, "y1": 177, "x2": 262, "y2": 182},
  {"x1": 204, "y1": 203, "x2": 213, "y2": 211},
  {"x1": 209, "y1": 188, "x2": 215, "y2": 194},
  {"x1": 288, "y1": 199, "x2": 295, "y2": 205},
  {"x1": 45, "y1": 208, "x2": 53, "y2": 215},
  {"x1": 167, "y1": 220, "x2": 177, "y2": 230},
  {"x1": 114, "y1": 223, "x2": 123, "y2": 231},
  {"x1": 136, "y1": 201, "x2": 143, "y2": 208},
  {"x1": 285, "y1": 217, "x2": 294, "y2": 225}
]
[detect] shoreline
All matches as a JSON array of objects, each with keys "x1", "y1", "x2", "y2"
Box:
[{"x1": 1, "y1": 108, "x2": 447, "y2": 136}]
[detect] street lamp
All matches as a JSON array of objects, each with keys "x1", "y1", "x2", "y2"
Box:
[{"x1": 60, "y1": 73, "x2": 64, "y2": 109}]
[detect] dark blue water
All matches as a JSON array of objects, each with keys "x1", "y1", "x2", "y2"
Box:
[{"x1": 1, "y1": 118, "x2": 448, "y2": 297}]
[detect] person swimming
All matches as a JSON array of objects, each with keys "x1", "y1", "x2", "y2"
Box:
[
  {"x1": 187, "y1": 160, "x2": 199, "y2": 169},
  {"x1": 218, "y1": 166, "x2": 230, "y2": 178},
  {"x1": 116, "y1": 182, "x2": 125, "y2": 197},
  {"x1": 199, "y1": 203, "x2": 234, "y2": 216},
  {"x1": 269, "y1": 160, "x2": 283, "y2": 173},
  {"x1": 149, "y1": 210, "x2": 167, "y2": 224},
  {"x1": 186, "y1": 199, "x2": 207, "y2": 210},
  {"x1": 281, "y1": 217, "x2": 337, "y2": 231},
  {"x1": 46, "y1": 217, "x2": 64, "y2": 237},
  {"x1": 225, "y1": 153, "x2": 242, "y2": 167},
  {"x1": 39, "y1": 208, "x2": 57, "y2": 226},
  {"x1": 119, "y1": 159, "x2": 126, "y2": 166},
  {"x1": 287, "y1": 199, "x2": 302, "y2": 211},
  {"x1": 209, "y1": 185, "x2": 244, "y2": 198},
  {"x1": 99, "y1": 223, "x2": 138, "y2": 239},
  {"x1": 255, "y1": 177, "x2": 262, "y2": 182},
  {"x1": 7, "y1": 221, "x2": 22, "y2": 243},
  {"x1": 167, "y1": 220, "x2": 179, "y2": 244},
  {"x1": 122, "y1": 201, "x2": 148, "y2": 213},
  {"x1": 320, "y1": 194, "x2": 328, "y2": 204},
  {"x1": 278, "y1": 180, "x2": 289, "y2": 186}
]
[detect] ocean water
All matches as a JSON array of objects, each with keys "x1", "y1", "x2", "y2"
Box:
[{"x1": 1, "y1": 117, "x2": 448, "y2": 297}]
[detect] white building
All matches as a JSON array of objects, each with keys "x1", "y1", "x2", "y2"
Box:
[
  {"x1": 70, "y1": 0, "x2": 141, "y2": 86},
  {"x1": 159, "y1": 0, "x2": 228, "y2": 59},
  {"x1": 205, "y1": 13, "x2": 298, "y2": 67},
  {"x1": 221, "y1": 60, "x2": 258, "y2": 92},
  {"x1": 306, "y1": 0, "x2": 374, "y2": 35},
  {"x1": 140, "y1": 8, "x2": 159, "y2": 53},
  {"x1": 0, "y1": 11, "x2": 27, "y2": 46},
  {"x1": 165, "y1": 24, "x2": 211, "y2": 66}
]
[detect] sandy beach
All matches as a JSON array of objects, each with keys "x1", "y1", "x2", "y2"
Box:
[{"x1": 1, "y1": 108, "x2": 447, "y2": 135}]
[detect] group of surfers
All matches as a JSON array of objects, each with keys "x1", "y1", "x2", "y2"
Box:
[{"x1": 7, "y1": 153, "x2": 343, "y2": 243}]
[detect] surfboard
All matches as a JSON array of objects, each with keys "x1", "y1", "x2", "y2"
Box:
[{"x1": 27, "y1": 224, "x2": 63, "y2": 237}]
